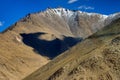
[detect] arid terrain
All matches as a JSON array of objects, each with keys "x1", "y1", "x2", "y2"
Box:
[
  {"x1": 0, "y1": 8, "x2": 120, "y2": 80},
  {"x1": 24, "y1": 17, "x2": 120, "y2": 80}
]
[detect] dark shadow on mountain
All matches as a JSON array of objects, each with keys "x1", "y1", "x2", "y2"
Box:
[{"x1": 20, "y1": 32, "x2": 82, "y2": 59}]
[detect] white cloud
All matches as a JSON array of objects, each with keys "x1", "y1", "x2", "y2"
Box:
[
  {"x1": 68, "y1": 0, "x2": 78, "y2": 4},
  {"x1": 78, "y1": 5, "x2": 94, "y2": 10},
  {"x1": 0, "y1": 21, "x2": 3, "y2": 27}
]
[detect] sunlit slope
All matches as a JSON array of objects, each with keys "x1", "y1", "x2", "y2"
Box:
[{"x1": 0, "y1": 31, "x2": 49, "y2": 80}]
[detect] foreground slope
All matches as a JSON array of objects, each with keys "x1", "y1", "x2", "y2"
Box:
[
  {"x1": 24, "y1": 18, "x2": 120, "y2": 80},
  {"x1": 0, "y1": 32, "x2": 49, "y2": 80}
]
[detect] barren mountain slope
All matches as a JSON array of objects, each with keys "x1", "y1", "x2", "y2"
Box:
[
  {"x1": 23, "y1": 18, "x2": 120, "y2": 80},
  {"x1": 4, "y1": 8, "x2": 109, "y2": 38},
  {"x1": 0, "y1": 8, "x2": 119, "y2": 80},
  {"x1": 0, "y1": 32, "x2": 49, "y2": 80}
]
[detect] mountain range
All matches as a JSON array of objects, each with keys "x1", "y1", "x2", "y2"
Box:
[{"x1": 0, "y1": 8, "x2": 120, "y2": 80}]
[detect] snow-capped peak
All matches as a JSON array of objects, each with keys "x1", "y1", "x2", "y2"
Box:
[
  {"x1": 107, "y1": 12, "x2": 120, "y2": 19},
  {"x1": 104, "y1": 12, "x2": 120, "y2": 25},
  {"x1": 45, "y1": 8, "x2": 74, "y2": 18},
  {"x1": 44, "y1": 8, "x2": 108, "y2": 20}
]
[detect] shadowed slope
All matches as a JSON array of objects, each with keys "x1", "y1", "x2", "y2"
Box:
[{"x1": 21, "y1": 32, "x2": 82, "y2": 59}]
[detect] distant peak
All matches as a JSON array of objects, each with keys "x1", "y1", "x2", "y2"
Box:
[
  {"x1": 44, "y1": 7, "x2": 108, "y2": 20},
  {"x1": 47, "y1": 7, "x2": 71, "y2": 13},
  {"x1": 108, "y1": 12, "x2": 120, "y2": 18},
  {"x1": 44, "y1": 8, "x2": 74, "y2": 17}
]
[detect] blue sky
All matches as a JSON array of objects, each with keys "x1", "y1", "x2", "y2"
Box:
[{"x1": 0, "y1": 0, "x2": 120, "y2": 32}]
